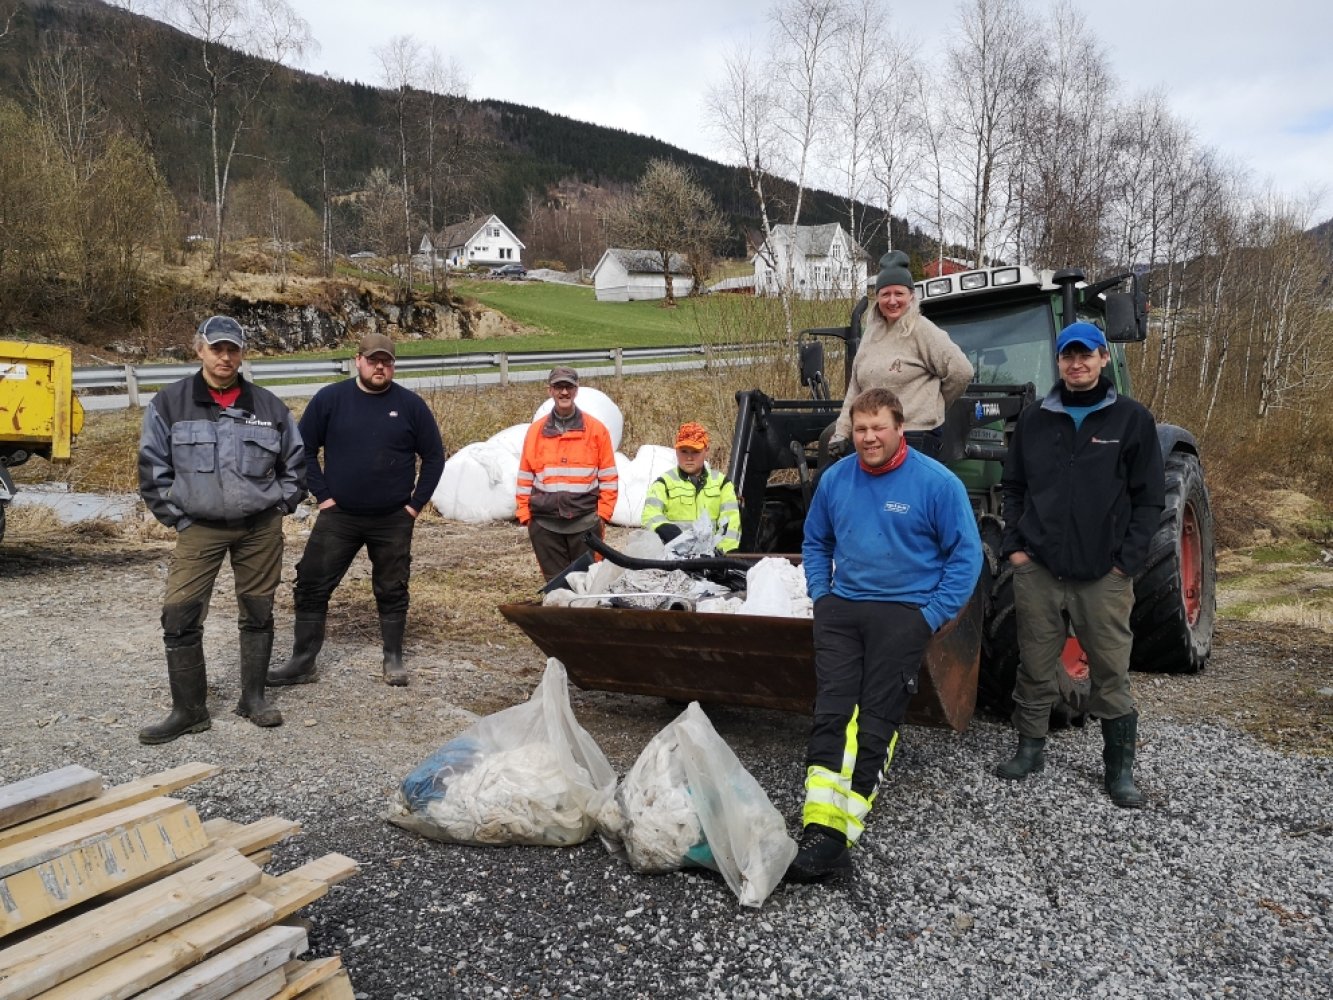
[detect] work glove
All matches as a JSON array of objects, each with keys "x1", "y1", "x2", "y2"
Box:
[
  {"x1": 655, "y1": 524, "x2": 683, "y2": 543},
  {"x1": 828, "y1": 437, "x2": 853, "y2": 461},
  {"x1": 713, "y1": 547, "x2": 729, "y2": 558}
]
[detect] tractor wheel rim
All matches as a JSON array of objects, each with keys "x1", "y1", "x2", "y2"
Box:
[{"x1": 1180, "y1": 501, "x2": 1203, "y2": 627}]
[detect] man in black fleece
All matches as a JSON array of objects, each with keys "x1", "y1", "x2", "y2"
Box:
[
  {"x1": 269, "y1": 333, "x2": 446, "y2": 688},
  {"x1": 995, "y1": 322, "x2": 1164, "y2": 807}
]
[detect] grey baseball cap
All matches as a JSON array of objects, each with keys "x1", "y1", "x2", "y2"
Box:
[{"x1": 198, "y1": 315, "x2": 246, "y2": 348}]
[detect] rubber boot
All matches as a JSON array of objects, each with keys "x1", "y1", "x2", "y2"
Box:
[
  {"x1": 1102, "y1": 711, "x2": 1145, "y2": 809},
  {"x1": 139, "y1": 645, "x2": 211, "y2": 745},
  {"x1": 994, "y1": 735, "x2": 1047, "y2": 781},
  {"x1": 381, "y1": 616, "x2": 408, "y2": 687},
  {"x1": 234, "y1": 630, "x2": 284, "y2": 727},
  {"x1": 785, "y1": 823, "x2": 851, "y2": 883},
  {"x1": 267, "y1": 613, "x2": 326, "y2": 686}
]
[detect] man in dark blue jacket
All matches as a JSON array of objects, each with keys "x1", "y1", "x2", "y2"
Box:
[
  {"x1": 138, "y1": 315, "x2": 306, "y2": 744},
  {"x1": 995, "y1": 322, "x2": 1165, "y2": 808},
  {"x1": 788, "y1": 387, "x2": 982, "y2": 882},
  {"x1": 268, "y1": 333, "x2": 445, "y2": 688}
]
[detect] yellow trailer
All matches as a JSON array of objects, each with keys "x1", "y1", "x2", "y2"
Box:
[{"x1": 0, "y1": 341, "x2": 86, "y2": 541}]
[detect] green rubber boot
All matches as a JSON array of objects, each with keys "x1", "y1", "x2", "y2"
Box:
[
  {"x1": 1102, "y1": 712, "x2": 1145, "y2": 809},
  {"x1": 994, "y1": 735, "x2": 1046, "y2": 781}
]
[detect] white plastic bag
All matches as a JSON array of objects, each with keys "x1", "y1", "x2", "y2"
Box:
[
  {"x1": 738, "y1": 557, "x2": 814, "y2": 618},
  {"x1": 386, "y1": 659, "x2": 615, "y2": 846},
  {"x1": 598, "y1": 703, "x2": 797, "y2": 907}
]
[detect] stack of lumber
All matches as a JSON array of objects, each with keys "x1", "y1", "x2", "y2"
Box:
[{"x1": 0, "y1": 763, "x2": 360, "y2": 1000}]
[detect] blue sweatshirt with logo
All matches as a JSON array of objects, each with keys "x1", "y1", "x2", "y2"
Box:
[{"x1": 802, "y1": 449, "x2": 983, "y2": 631}]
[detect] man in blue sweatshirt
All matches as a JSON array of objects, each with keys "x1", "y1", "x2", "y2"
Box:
[
  {"x1": 268, "y1": 333, "x2": 446, "y2": 688},
  {"x1": 788, "y1": 387, "x2": 982, "y2": 882}
]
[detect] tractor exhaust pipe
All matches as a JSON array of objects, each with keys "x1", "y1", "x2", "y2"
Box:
[{"x1": 1051, "y1": 268, "x2": 1085, "y2": 330}]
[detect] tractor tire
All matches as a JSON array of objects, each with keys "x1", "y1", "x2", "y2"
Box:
[
  {"x1": 0, "y1": 502, "x2": 5, "y2": 544},
  {"x1": 1130, "y1": 450, "x2": 1216, "y2": 673},
  {"x1": 978, "y1": 518, "x2": 1020, "y2": 714}
]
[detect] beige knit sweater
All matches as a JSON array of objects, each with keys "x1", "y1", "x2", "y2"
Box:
[{"x1": 834, "y1": 299, "x2": 975, "y2": 437}]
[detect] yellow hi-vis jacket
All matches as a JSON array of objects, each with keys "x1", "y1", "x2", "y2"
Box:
[{"x1": 641, "y1": 466, "x2": 742, "y2": 552}]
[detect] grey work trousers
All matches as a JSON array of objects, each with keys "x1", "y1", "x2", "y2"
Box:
[{"x1": 1011, "y1": 559, "x2": 1136, "y2": 736}]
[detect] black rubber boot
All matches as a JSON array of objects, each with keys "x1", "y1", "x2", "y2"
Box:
[
  {"x1": 234, "y1": 630, "x2": 283, "y2": 727},
  {"x1": 785, "y1": 823, "x2": 851, "y2": 883},
  {"x1": 381, "y1": 616, "x2": 408, "y2": 687},
  {"x1": 994, "y1": 735, "x2": 1047, "y2": 781},
  {"x1": 1102, "y1": 711, "x2": 1145, "y2": 809},
  {"x1": 139, "y1": 645, "x2": 211, "y2": 745},
  {"x1": 267, "y1": 613, "x2": 326, "y2": 686}
]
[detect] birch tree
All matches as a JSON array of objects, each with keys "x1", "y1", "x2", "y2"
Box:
[
  {"x1": 162, "y1": 0, "x2": 315, "y2": 273},
  {"x1": 706, "y1": 44, "x2": 794, "y2": 331},
  {"x1": 943, "y1": 0, "x2": 1043, "y2": 265},
  {"x1": 375, "y1": 33, "x2": 422, "y2": 300}
]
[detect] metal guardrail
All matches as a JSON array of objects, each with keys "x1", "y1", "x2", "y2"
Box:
[{"x1": 73, "y1": 342, "x2": 778, "y2": 408}]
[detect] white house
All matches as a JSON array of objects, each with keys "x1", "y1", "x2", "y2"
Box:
[
  {"x1": 591, "y1": 248, "x2": 695, "y2": 302},
  {"x1": 752, "y1": 223, "x2": 869, "y2": 299},
  {"x1": 436, "y1": 214, "x2": 525, "y2": 268}
]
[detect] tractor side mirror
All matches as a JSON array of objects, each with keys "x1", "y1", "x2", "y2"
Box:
[
  {"x1": 1103, "y1": 291, "x2": 1146, "y2": 342},
  {"x1": 799, "y1": 340, "x2": 826, "y2": 387}
]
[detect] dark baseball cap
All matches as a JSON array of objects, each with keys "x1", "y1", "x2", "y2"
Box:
[
  {"x1": 198, "y1": 315, "x2": 246, "y2": 348},
  {"x1": 547, "y1": 366, "x2": 579, "y2": 386},
  {"x1": 358, "y1": 333, "x2": 397, "y2": 359}
]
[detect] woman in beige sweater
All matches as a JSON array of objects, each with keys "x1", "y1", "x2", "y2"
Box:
[{"x1": 833, "y1": 251, "x2": 974, "y2": 457}]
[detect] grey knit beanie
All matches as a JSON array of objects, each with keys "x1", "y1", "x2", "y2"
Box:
[{"x1": 874, "y1": 250, "x2": 914, "y2": 292}]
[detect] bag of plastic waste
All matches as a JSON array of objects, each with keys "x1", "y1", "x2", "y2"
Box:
[
  {"x1": 597, "y1": 702, "x2": 796, "y2": 907},
  {"x1": 386, "y1": 659, "x2": 615, "y2": 846}
]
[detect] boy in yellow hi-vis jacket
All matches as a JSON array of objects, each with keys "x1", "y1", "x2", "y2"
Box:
[{"x1": 641, "y1": 422, "x2": 741, "y2": 554}]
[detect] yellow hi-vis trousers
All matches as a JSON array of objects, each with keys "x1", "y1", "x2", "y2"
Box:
[{"x1": 801, "y1": 707, "x2": 900, "y2": 844}]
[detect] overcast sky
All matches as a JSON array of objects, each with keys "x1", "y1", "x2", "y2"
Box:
[{"x1": 285, "y1": 0, "x2": 1333, "y2": 224}]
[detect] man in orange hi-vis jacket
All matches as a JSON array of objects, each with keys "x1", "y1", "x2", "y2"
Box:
[{"x1": 516, "y1": 366, "x2": 619, "y2": 581}]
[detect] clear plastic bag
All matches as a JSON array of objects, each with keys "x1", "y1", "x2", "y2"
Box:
[
  {"x1": 386, "y1": 659, "x2": 615, "y2": 847},
  {"x1": 598, "y1": 703, "x2": 797, "y2": 907}
]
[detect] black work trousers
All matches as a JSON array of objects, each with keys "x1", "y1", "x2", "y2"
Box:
[
  {"x1": 806, "y1": 596, "x2": 933, "y2": 796},
  {"x1": 293, "y1": 507, "x2": 415, "y2": 617}
]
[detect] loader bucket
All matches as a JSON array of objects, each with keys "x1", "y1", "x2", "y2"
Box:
[{"x1": 499, "y1": 584, "x2": 982, "y2": 731}]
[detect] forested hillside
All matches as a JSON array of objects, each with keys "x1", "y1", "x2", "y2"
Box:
[{"x1": 0, "y1": 0, "x2": 917, "y2": 262}]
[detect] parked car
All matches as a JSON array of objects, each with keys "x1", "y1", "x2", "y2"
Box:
[{"x1": 489, "y1": 263, "x2": 527, "y2": 279}]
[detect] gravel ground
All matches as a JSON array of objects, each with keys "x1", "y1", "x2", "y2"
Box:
[{"x1": 1, "y1": 522, "x2": 1330, "y2": 999}]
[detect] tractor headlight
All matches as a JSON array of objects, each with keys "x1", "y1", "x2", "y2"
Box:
[
  {"x1": 959, "y1": 272, "x2": 987, "y2": 290},
  {"x1": 925, "y1": 279, "x2": 952, "y2": 297},
  {"x1": 992, "y1": 267, "x2": 1021, "y2": 286}
]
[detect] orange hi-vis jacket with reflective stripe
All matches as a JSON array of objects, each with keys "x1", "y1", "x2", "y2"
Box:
[{"x1": 515, "y1": 410, "x2": 618, "y2": 525}]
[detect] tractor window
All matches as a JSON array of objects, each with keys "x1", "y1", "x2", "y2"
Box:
[{"x1": 937, "y1": 301, "x2": 1058, "y2": 389}]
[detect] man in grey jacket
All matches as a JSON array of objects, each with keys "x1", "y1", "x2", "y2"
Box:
[{"x1": 137, "y1": 315, "x2": 306, "y2": 744}]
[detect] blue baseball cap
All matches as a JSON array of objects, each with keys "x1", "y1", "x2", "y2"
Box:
[{"x1": 1055, "y1": 321, "x2": 1107, "y2": 354}]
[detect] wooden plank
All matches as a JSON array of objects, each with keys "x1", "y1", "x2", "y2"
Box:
[
  {"x1": 250, "y1": 874, "x2": 325, "y2": 922},
  {"x1": 0, "y1": 797, "x2": 188, "y2": 879},
  {"x1": 37, "y1": 893, "x2": 277, "y2": 1000},
  {"x1": 220, "y1": 818, "x2": 302, "y2": 857},
  {"x1": 135, "y1": 924, "x2": 307, "y2": 1000},
  {"x1": 220, "y1": 968, "x2": 285, "y2": 1000},
  {"x1": 0, "y1": 764, "x2": 219, "y2": 852},
  {"x1": 291, "y1": 970, "x2": 354, "y2": 1000},
  {"x1": 0, "y1": 848, "x2": 261, "y2": 1000},
  {"x1": 203, "y1": 818, "x2": 244, "y2": 839},
  {"x1": 0, "y1": 767, "x2": 102, "y2": 834},
  {"x1": 271, "y1": 958, "x2": 341, "y2": 1000},
  {"x1": 0, "y1": 801, "x2": 208, "y2": 937},
  {"x1": 281, "y1": 854, "x2": 359, "y2": 888},
  {"x1": 105, "y1": 817, "x2": 299, "y2": 901}
]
